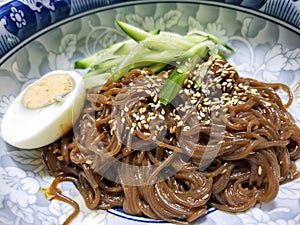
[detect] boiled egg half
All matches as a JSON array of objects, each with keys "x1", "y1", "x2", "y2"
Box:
[{"x1": 1, "y1": 70, "x2": 86, "y2": 149}]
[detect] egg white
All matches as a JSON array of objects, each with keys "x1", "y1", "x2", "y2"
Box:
[{"x1": 1, "y1": 70, "x2": 86, "y2": 149}]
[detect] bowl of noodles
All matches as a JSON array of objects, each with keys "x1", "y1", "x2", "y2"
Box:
[{"x1": 0, "y1": 0, "x2": 300, "y2": 225}]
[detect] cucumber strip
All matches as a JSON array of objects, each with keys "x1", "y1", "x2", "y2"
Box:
[{"x1": 116, "y1": 20, "x2": 153, "y2": 41}]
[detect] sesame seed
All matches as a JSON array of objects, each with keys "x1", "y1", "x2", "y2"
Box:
[
  {"x1": 221, "y1": 169, "x2": 227, "y2": 174},
  {"x1": 263, "y1": 101, "x2": 272, "y2": 106},
  {"x1": 224, "y1": 101, "x2": 232, "y2": 107},
  {"x1": 138, "y1": 122, "x2": 142, "y2": 129},
  {"x1": 108, "y1": 119, "x2": 114, "y2": 124},
  {"x1": 216, "y1": 68, "x2": 223, "y2": 74},
  {"x1": 227, "y1": 66, "x2": 236, "y2": 71},
  {"x1": 86, "y1": 160, "x2": 93, "y2": 165},
  {"x1": 200, "y1": 111, "x2": 205, "y2": 118},
  {"x1": 203, "y1": 101, "x2": 211, "y2": 106},
  {"x1": 224, "y1": 63, "x2": 230, "y2": 68},
  {"x1": 234, "y1": 86, "x2": 240, "y2": 91},
  {"x1": 223, "y1": 108, "x2": 228, "y2": 113},
  {"x1": 130, "y1": 127, "x2": 135, "y2": 134},
  {"x1": 183, "y1": 126, "x2": 190, "y2": 131},
  {"x1": 175, "y1": 115, "x2": 181, "y2": 121},
  {"x1": 222, "y1": 70, "x2": 229, "y2": 75},
  {"x1": 177, "y1": 121, "x2": 183, "y2": 127},
  {"x1": 158, "y1": 115, "x2": 165, "y2": 120},
  {"x1": 185, "y1": 61, "x2": 191, "y2": 67},
  {"x1": 184, "y1": 89, "x2": 189, "y2": 95},
  {"x1": 238, "y1": 83, "x2": 245, "y2": 89},
  {"x1": 258, "y1": 166, "x2": 262, "y2": 175},
  {"x1": 170, "y1": 126, "x2": 176, "y2": 133},
  {"x1": 191, "y1": 99, "x2": 198, "y2": 104},
  {"x1": 194, "y1": 92, "x2": 201, "y2": 98},
  {"x1": 142, "y1": 131, "x2": 150, "y2": 136},
  {"x1": 177, "y1": 69, "x2": 183, "y2": 73},
  {"x1": 215, "y1": 105, "x2": 221, "y2": 110},
  {"x1": 202, "y1": 194, "x2": 210, "y2": 200}
]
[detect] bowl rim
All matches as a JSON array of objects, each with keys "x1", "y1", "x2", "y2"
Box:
[{"x1": 0, "y1": 0, "x2": 299, "y2": 65}]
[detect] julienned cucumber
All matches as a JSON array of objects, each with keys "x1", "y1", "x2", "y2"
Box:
[{"x1": 74, "y1": 20, "x2": 234, "y2": 105}]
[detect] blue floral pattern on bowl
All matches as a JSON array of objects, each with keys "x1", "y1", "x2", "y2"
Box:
[
  {"x1": 0, "y1": 0, "x2": 300, "y2": 59},
  {"x1": 0, "y1": 1, "x2": 300, "y2": 225}
]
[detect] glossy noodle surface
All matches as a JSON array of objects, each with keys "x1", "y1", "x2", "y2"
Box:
[{"x1": 41, "y1": 57, "x2": 300, "y2": 225}]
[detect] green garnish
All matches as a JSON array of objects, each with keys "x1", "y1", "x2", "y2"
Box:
[{"x1": 74, "y1": 20, "x2": 234, "y2": 104}]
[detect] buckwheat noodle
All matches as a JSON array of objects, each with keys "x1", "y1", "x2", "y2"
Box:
[{"x1": 41, "y1": 57, "x2": 300, "y2": 225}]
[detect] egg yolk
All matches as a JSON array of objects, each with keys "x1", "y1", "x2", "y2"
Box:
[{"x1": 22, "y1": 74, "x2": 74, "y2": 109}]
